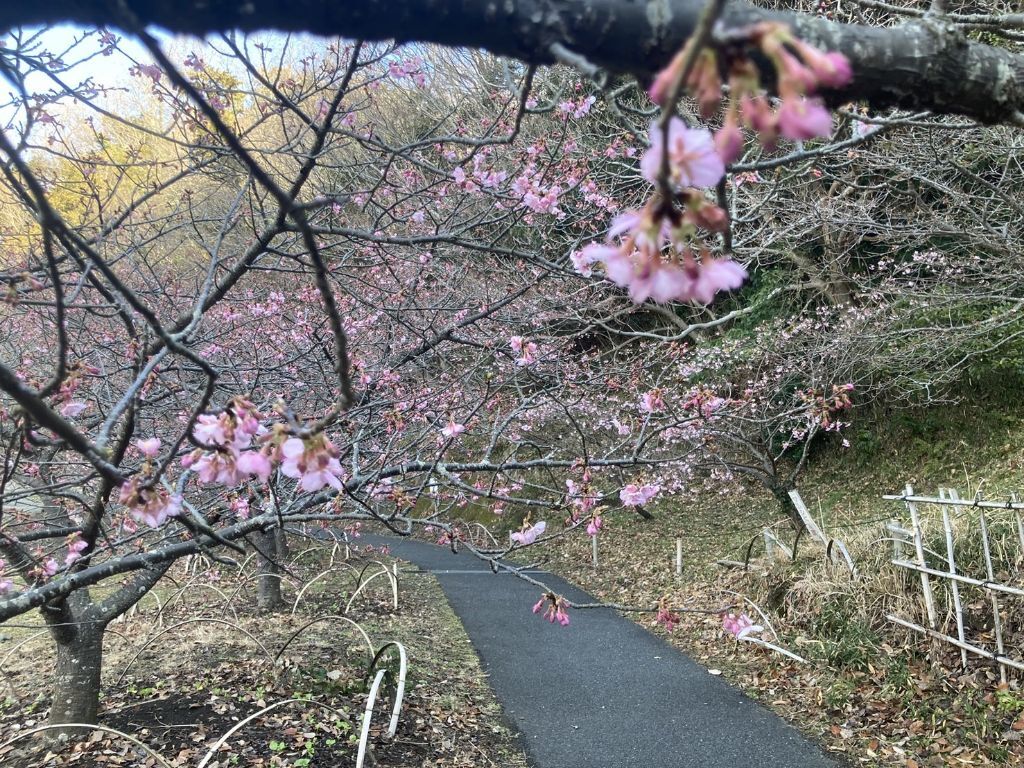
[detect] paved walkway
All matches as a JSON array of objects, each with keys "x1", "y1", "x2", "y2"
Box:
[{"x1": 363, "y1": 535, "x2": 837, "y2": 768}]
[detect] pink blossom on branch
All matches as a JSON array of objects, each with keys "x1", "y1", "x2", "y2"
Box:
[
  {"x1": 510, "y1": 336, "x2": 538, "y2": 365},
  {"x1": 532, "y1": 592, "x2": 571, "y2": 627},
  {"x1": 279, "y1": 435, "x2": 345, "y2": 492},
  {"x1": 0, "y1": 559, "x2": 12, "y2": 594},
  {"x1": 118, "y1": 479, "x2": 182, "y2": 529},
  {"x1": 64, "y1": 534, "x2": 88, "y2": 566},
  {"x1": 639, "y1": 118, "x2": 724, "y2": 190},
  {"x1": 722, "y1": 612, "x2": 764, "y2": 640},
  {"x1": 60, "y1": 401, "x2": 88, "y2": 418},
  {"x1": 776, "y1": 97, "x2": 833, "y2": 141},
  {"x1": 620, "y1": 483, "x2": 660, "y2": 507},
  {"x1": 579, "y1": 208, "x2": 747, "y2": 306},
  {"x1": 510, "y1": 520, "x2": 546, "y2": 546},
  {"x1": 440, "y1": 420, "x2": 466, "y2": 439},
  {"x1": 137, "y1": 437, "x2": 161, "y2": 458}
]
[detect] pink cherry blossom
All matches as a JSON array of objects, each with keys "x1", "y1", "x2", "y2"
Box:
[
  {"x1": 441, "y1": 420, "x2": 466, "y2": 439},
  {"x1": 639, "y1": 390, "x2": 664, "y2": 413},
  {"x1": 137, "y1": 437, "x2": 161, "y2": 458},
  {"x1": 714, "y1": 119, "x2": 744, "y2": 164},
  {"x1": 0, "y1": 559, "x2": 13, "y2": 594},
  {"x1": 690, "y1": 258, "x2": 748, "y2": 304},
  {"x1": 193, "y1": 413, "x2": 227, "y2": 446},
  {"x1": 119, "y1": 479, "x2": 182, "y2": 529},
  {"x1": 619, "y1": 483, "x2": 660, "y2": 507},
  {"x1": 722, "y1": 611, "x2": 764, "y2": 639},
  {"x1": 230, "y1": 497, "x2": 250, "y2": 519},
  {"x1": 791, "y1": 43, "x2": 853, "y2": 89},
  {"x1": 777, "y1": 98, "x2": 833, "y2": 141},
  {"x1": 640, "y1": 118, "x2": 724, "y2": 189},
  {"x1": 656, "y1": 606, "x2": 679, "y2": 632},
  {"x1": 64, "y1": 534, "x2": 88, "y2": 566},
  {"x1": 60, "y1": 401, "x2": 87, "y2": 418},
  {"x1": 606, "y1": 251, "x2": 692, "y2": 305},
  {"x1": 570, "y1": 248, "x2": 601, "y2": 277},
  {"x1": 510, "y1": 520, "x2": 546, "y2": 546},
  {"x1": 236, "y1": 450, "x2": 272, "y2": 482},
  {"x1": 510, "y1": 336, "x2": 538, "y2": 365},
  {"x1": 586, "y1": 515, "x2": 602, "y2": 537},
  {"x1": 279, "y1": 436, "x2": 345, "y2": 492}
]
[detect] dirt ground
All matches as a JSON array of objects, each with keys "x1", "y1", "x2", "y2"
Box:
[{"x1": 0, "y1": 542, "x2": 528, "y2": 768}]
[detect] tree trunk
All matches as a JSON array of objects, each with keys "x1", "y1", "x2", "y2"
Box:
[
  {"x1": 48, "y1": 619, "x2": 105, "y2": 737},
  {"x1": 255, "y1": 529, "x2": 285, "y2": 612}
]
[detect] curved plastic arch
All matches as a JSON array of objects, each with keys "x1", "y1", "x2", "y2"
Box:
[
  {"x1": 197, "y1": 699, "x2": 348, "y2": 768},
  {"x1": 357, "y1": 669, "x2": 387, "y2": 768},
  {"x1": 467, "y1": 522, "x2": 499, "y2": 548},
  {"x1": 290, "y1": 565, "x2": 359, "y2": 616},
  {"x1": 275, "y1": 614, "x2": 374, "y2": 663},
  {"x1": 0, "y1": 724, "x2": 174, "y2": 768},
  {"x1": 114, "y1": 618, "x2": 274, "y2": 688},
  {"x1": 363, "y1": 640, "x2": 408, "y2": 739},
  {"x1": 344, "y1": 565, "x2": 398, "y2": 615},
  {"x1": 158, "y1": 581, "x2": 239, "y2": 623}
]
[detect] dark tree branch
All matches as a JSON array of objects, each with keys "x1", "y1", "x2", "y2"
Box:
[{"x1": 4, "y1": 1, "x2": 1023, "y2": 124}]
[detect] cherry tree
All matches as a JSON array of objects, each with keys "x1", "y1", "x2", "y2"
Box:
[{"x1": 1, "y1": 0, "x2": 1022, "y2": 736}]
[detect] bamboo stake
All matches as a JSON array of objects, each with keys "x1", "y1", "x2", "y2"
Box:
[
  {"x1": 939, "y1": 488, "x2": 969, "y2": 669},
  {"x1": 890, "y1": 559, "x2": 1024, "y2": 597},
  {"x1": 906, "y1": 484, "x2": 939, "y2": 635},
  {"x1": 883, "y1": 493, "x2": 1024, "y2": 510},
  {"x1": 887, "y1": 614, "x2": 1024, "y2": 673},
  {"x1": 788, "y1": 490, "x2": 828, "y2": 545},
  {"x1": 887, "y1": 521, "x2": 911, "y2": 560},
  {"x1": 591, "y1": 533, "x2": 598, "y2": 569},
  {"x1": 1013, "y1": 492, "x2": 1024, "y2": 561},
  {"x1": 978, "y1": 509, "x2": 1007, "y2": 684},
  {"x1": 675, "y1": 538, "x2": 683, "y2": 577}
]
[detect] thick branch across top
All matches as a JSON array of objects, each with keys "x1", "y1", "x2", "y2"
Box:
[{"x1": 5, "y1": 0, "x2": 1024, "y2": 124}]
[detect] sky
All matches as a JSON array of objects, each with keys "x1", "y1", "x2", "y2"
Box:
[{"x1": 0, "y1": 24, "x2": 321, "y2": 132}]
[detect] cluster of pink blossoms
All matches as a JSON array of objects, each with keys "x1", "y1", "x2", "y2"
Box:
[
  {"x1": 64, "y1": 533, "x2": 88, "y2": 566},
  {"x1": 440, "y1": 419, "x2": 466, "y2": 439},
  {"x1": 511, "y1": 519, "x2": 546, "y2": 546},
  {"x1": 580, "y1": 193, "x2": 746, "y2": 305},
  {"x1": 620, "y1": 483, "x2": 660, "y2": 507},
  {"x1": 509, "y1": 336, "x2": 538, "y2": 366},
  {"x1": 533, "y1": 593, "x2": 571, "y2": 626},
  {"x1": 118, "y1": 478, "x2": 182, "y2": 529},
  {"x1": 578, "y1": 24, "x2": 851, "y2": 306},
  {"x1": 52, "y1": 362, "x2": 99, "y2": 420},
  {"x1": 722, "y1": 612, "x2": 763, "y2": 640},
  {"x1": 182, "y1": 400, "x2": 272, "y2": 486},
  {"x1": 656, "y1": 600, "x2": 680, "y2": 632},
  {"x1": 650, "y1": 22, "x2": 852, "y2": 159},
  {"x1": 681, "y1": 388, "x2": 728, "y2": 418},
  {"x1": 0, "y1": 559, "x2": 12, "y2": 594},
  {"x1": 279, "y1": 434, "x2": 346, "y2": 492},
  {"x1": 116, "y1": 399, "x2": 354, "y2": 529}
]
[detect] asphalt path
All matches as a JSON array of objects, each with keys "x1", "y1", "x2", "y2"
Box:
[{"x1": 362, "y1": 534, "x2": 838, "y2": 768}]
